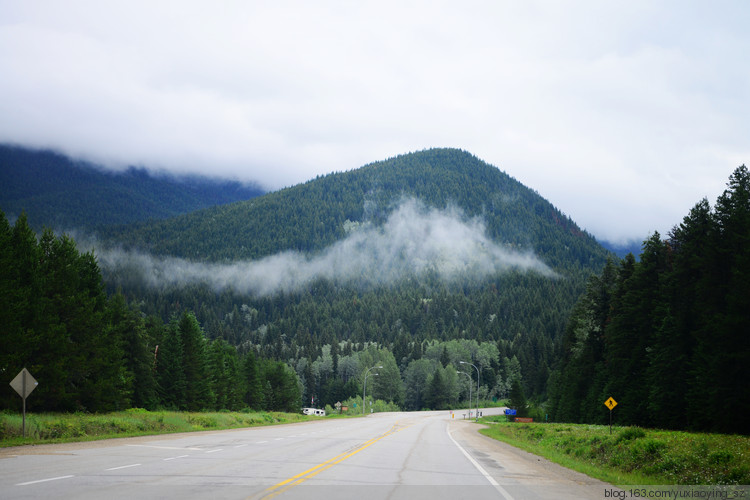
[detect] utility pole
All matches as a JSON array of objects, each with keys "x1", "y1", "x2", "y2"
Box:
[{"x1": 460, "y1": 361, "x2": 480, "y2": 422}]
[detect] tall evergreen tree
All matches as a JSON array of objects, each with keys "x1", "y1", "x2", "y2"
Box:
[
  {"x1": 156, "y1": 320, "x2": 186, "y2": 409},
  {"x1": 209, "y1": 339, "x2": 244, "y2": 411},
  {"x1": 178, "y1": 311, "x2": 213, "y2": 410},
  {"x1": 424, "y1": 369, "x2": 448, "y2": 410},
  {"x1": 243, "y1": 349, "x2": 264, "y2": 410},
  {"x1": 105, "y1": 293, "x2": 158, "y2": 409},
  {"x1": 604, "y1": 235, "x2": 668, "y2": 427},
  {"x1": 261, "y1": 360, "x2": 301, "y2": 412},
  {"x1": 509, "y1": 378, "x2": 528, "y2": 418},
  {"x1": 693, "y1": 165, "x2": 750, "y2": 432}
]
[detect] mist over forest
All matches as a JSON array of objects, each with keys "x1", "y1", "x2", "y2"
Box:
[
  {"x1": 1, "y1": 147, "x2": 748, "y2": 435},
  {"x1": 90, "y1": 198, "x2": 555, "y2": 296}
]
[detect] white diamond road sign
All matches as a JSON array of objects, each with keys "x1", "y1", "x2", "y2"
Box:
[{"x1": 10, "y1": 368, "x2": 38, "y2": 399}]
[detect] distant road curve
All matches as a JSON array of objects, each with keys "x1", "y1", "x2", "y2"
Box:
[{"x1": 1, "y1": 408, "x2": 611, "y2": 500}]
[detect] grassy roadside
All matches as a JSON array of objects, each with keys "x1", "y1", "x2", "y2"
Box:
[
  {"x1": 0, "y1": 408, "x2": 312, "y2": 447},
  {"x1": 478, "y1": 417, "x2": 749, "y2": 486}
]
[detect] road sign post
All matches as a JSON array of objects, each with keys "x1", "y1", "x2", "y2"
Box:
[
  {"x1": 10, "y1": 368, "x2": 38, "y2": 437},
  {"x1": 604, "y1": 397, "x2": 618, "y2": 434}
]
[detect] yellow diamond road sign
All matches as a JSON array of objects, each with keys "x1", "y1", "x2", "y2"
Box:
[{"x1": 604, "y1": 397, "x2": 618, "y2": 410}]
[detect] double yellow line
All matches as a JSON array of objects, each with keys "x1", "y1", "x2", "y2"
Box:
[{"x1": 251, "y1": 422, "x2": 407, "y2": 499}]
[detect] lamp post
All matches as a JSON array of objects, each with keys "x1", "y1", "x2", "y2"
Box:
[
  {"x1": 460, "y1": 361, "x2": 480, "y2": 422},
  {"x1": 363, "y1": 365, "x2": 383, "y2": 416},
  {"x1": 457, "y1": 370, "x2": 472, "y2": 419}
]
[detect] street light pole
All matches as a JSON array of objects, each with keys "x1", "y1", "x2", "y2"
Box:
[
  {"x1": 460, "y1": 361, "x2": 480, "y2": 422},
  {"x1": 457, "y1": 371, "x2": 472, "y2": 419},
  {"x1": 363, "y1": 365, "x2": 383, "y2": 416}
]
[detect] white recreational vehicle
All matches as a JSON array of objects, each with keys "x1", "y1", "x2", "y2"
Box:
[{"x1": 302, "y1": 408, "x2": 326, "y2": 416}]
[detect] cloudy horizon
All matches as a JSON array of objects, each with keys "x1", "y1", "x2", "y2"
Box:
[{"x1": 1, "y1": 1, "x2": 747, "y2": 245}]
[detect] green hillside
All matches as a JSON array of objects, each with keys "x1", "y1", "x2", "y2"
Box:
[
  {"x1": 102, "y1": 148, "x2": 606, "y2": 271},
  {"x1": 0, "y1": 144, "x2": 264, "y2": 231},
  {"x1": 97, "y1": 149, "x2": 612, "y2": 406}
]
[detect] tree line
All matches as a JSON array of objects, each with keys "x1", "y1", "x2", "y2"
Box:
[
  {"x1": 0, "y1": 212, "x2": 299, "y2": 413},
  {"x1": 115, "y1": 273, "x2": 560, "y2": 402},
  {"x1": 548, "y1": 165, "x2": 750, "y2": 434},
  {"x1": 1, "y1": 211, "x2": 531, "y2": 414},
  {"x1": 2, "y1": 147, "x2": 612, "y2": 414}
]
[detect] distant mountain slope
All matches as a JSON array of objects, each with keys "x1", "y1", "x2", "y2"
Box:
[
  {"x1": 103, "y1": 148, "x2": 610, "y2": 273},
  {"x1": 0, "y1": 144, "x2": 265, "y2": 231},
  {"x1": 599, "y1": 238, "x2": 643, "y2": 259},
  {"x1": 95, "y1": 148, "x2": 614, "y2": 401}
]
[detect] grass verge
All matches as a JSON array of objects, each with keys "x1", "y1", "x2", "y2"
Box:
[
  {"x1": 0, "y1": 408, "x2": 310, "y2": 447},
  {"x1": 479, "y1": 417, "x2": 749, "y2": 486}
]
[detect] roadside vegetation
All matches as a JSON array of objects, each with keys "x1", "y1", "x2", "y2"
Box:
[
  {"x1": 0, "y1": 409, "x2": 309, "y2": 447},
  {"x1": 479, "y1": 417, "x2": 749, "y2": 486}
]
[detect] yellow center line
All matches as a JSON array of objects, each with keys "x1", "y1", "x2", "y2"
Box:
[{"x1": 249, "y1": 422, "x2": 409, "y2": 500}]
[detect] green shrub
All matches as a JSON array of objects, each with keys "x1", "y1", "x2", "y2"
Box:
[
  {"x1": 708, "y1": 450, "x2": 733, "y2": 465},
  {"x1": 479, "y1": 421, "x2": 750, "y2": 486},
  {"x1": 186, "y1": 415, "x2": 217, "y2": 428},
  {"x1": 616, "y1": 427, "x2": 646, "y2": 443}
]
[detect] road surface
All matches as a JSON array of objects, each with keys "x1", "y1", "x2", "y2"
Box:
[{"x1": 0, "y1": 409, "x2": 613, "y2": 499}]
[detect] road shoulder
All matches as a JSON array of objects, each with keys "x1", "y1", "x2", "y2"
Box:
[{"x1": 448, "y1": 419, "x2": 615, "y2": 499}]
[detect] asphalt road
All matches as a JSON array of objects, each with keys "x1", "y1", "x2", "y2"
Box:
[{"x1": 1, "y1": 409, "x2": 613, "y2": 500}]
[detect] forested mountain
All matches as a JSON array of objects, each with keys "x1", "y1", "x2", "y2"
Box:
[
  {"x1": 92, "y1": 148, "x2": 612, "y2": 409},
  {"x1": 4, "y1": 147, "x2": 746, "y2": 430},
  {"x1": 100, "y1": 148, "x2": 606, "y2": 271},
  {"x1": 548, "y1": 165, "x2": 750, "y2": 434},
  {"x1": 0, "y1": 144, "x2": 264, "y2": 231}
]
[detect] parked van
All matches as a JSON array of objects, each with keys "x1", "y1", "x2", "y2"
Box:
[{"x1": 302, "y1": 408, "x2": 326, "y2": 416}]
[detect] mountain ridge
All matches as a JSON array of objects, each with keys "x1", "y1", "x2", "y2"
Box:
[
  {"x1": 0, "y1": 144, "x2": 265, "y2": 231},
  {"x1": 100, "y1": 148, "x2": 609, "y2": 274}
]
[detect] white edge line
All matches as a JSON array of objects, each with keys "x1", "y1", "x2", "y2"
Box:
[
  {"x1": 17, "y1": 475, "x2": 74, "y2": 486},
  {"x1": 446, "y1": 426, "x2": 515, "y2": 500},
  {"x1": 106, "y1": 463, "x2": 141, "y2": 471},
  {"x1": 126, "y1": 444, "x2": 201, "y2": 451}
]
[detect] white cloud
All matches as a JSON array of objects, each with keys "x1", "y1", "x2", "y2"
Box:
[
  {"x1": 1, "y1": 0, "x2": 748, "y2": 243},
  {"x1": 92, "y1": 199, "x2": 555, "y2": 296}
]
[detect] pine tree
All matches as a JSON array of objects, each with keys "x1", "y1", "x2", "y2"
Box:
[
  {"x1": 106, "y1": 294, "x2": 158, "y2": 410},
  {"x1": 695, "y1": 165, "x2": 750, "y2": 432},
  {"x1": 261, "y1": 360, "x2": 301, "y2": 412},
  {"x1": 243, "y1": 349, "x2": 264, "y2": 410},
  {"x1": 424, "y1": 369, "x2": 448, "y2": 410},
  {"x1": 178, "y1": 311, "x2": 213, "y2": 410},
  {"x1": 156, "y1": 320, "x2": 187, "y2": 409},
  {"x1": 209, "y1": 339, "x2": 244, "y2": 411},
  {"x1": 509, "y1": 378, "x2": 528, "y2": 418},
  {"x1": 605, "y1": 235, "x2": 669, "y2": 427},
  {"x1": 0, "y1": 211, "x2": 29, "y2": 409}
]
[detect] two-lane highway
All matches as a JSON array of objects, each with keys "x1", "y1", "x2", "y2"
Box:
[{"x1": 1, "y1": 409, "x2": 612, "y2": 499}]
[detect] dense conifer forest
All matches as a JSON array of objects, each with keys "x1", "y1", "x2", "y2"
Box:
[
  {"x1": 2, "y1": 147, "x2": 747, "y2": 435},
  {"x1": 0, "y1": 144, "x2": 263, "y2": 231},
  {"x1": 548, "y1": 165, "x2": 750, "y2": 434},
  {"x1": 0, "y1": 213, "x2": 299, "y2": 413},
  {"x1": 91, "y1": 149, "x2": 610, "y2": 410}
]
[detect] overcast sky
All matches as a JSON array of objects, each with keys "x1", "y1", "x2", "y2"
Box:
[{"x1": 1, "y1": 1, "x2": 747, "y2": 244}]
